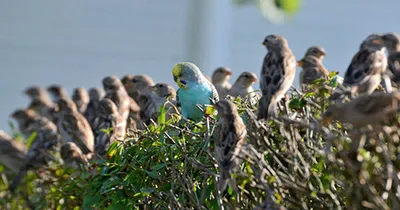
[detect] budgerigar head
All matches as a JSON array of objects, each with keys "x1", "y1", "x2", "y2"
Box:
[{"x1": 172, "y1": 62, "x2": 205, "y2": 89}]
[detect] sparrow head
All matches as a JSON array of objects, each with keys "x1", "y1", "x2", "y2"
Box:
[
  {"x1": 47, "y1": 85, "x2": 68, "y2": 102},
  {"x1": 215, "y1": 100, "x2": 239, "y2": 119},
  {"x1": 235, "y1": 72, "x2": 258, "y2": 87},
  {"x1": 297, "y1": 56, "x2": 321, "y2": 68},
  {"x1": 72, "y1": 87, "x2": 89, "y2": 101},
  {"x1": 24, "y1": 86, "x2": 45, "y2": 100},
  {"x1": 103, "y1": 76, "x2": 123, "y2": 92},
  {"x1": 172, "y1": 62, "x2": 205, "y2": 89},
  {"x1": 56, "y1": 99, "x2": 78, "y2": 113},
  {"x1": 98, "y1": 98, "x2": 118, "y2": 116},
  {"x1": 211, "y1": 67, "x2": 232, "y2": 84},
  {"x1": 360, "y1": 34, "x2": 385, "y2": 51},
  {"x1": 10, "y1": 109, "x2": 38, "y2": 122},
  {"x1": 304, "y1": 46, "x2": 327, "y2": 59},
  {"x1": 131, "y1": 75, "x2": 154, "y2": 91},
  {"x1": 151, "y1": 83, "x2": 176, "y2": 98},
  {"x1": 88, "y1": 88, "x2": 105, "y2": 101},
  {"x1": 262, "y1": 34, "x2": 288, "y2": 51},
  {"x1": 381, "y1": 32, "x2": 400, "y2": 53},
  {"x1": 121, "y1": 74, "x2": 134, "y2": 86}
]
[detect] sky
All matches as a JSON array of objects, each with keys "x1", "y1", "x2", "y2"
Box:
[{"x1": 0, "y1": 0, "x2": 399, "y2": 132}]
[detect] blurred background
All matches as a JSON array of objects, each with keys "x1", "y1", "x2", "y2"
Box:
[{"x1": 0, "y1": 0, "x2": 399, "y2": 131}]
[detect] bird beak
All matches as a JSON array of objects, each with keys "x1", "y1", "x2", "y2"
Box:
[
  {"x1": 261, "y1": 42, "x2": 265, "y2": 46},
  {"x1": 150, "y1": 85, "x2": 157, "y2": 92},
  {"x1": 319, "y1": 51, "x2": 327, "y2": 56},
  {"x1": 322, "y1": 116, "x2": 332, "y2": 126},
  {"x1": 225, "y1": 71, "x2": 232, "y2": 76},
  {"x1": 252, "y1": 78, "x2": 258, "y2": 83},
  {"x1": 297, "y1": 60, "x2": 303, "y2": 67}
]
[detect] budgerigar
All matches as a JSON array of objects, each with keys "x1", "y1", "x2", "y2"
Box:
[{"x1": 172, "y1": 62, "x2": 219, "y2": 121}]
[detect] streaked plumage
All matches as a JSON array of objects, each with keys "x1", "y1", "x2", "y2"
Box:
[
  {"x1": 344, "y1": 36, "x2": 387, "y2": 95},
  {"x1": 298, "y1": 56, "x2": 329, "y2": 87},
  {"x1": 9, "y1": 109, "x2": 59, "y2": 192},
  {"x1": 47, "y1": 85, "x2": 69, "y2": 103},
  {"x1": 212, "y1": 67, "x2": 232, "y2": 99},
  {"x1": 61, "y1": 142, "x2": 89, "y2": 169},
  {"x1": 84, "y1": 87, "x2": 105, "y2": 128},
  {"x1": 214, "y1": 100, "x2": 247, "y2": 192},
  {"x1": 0, "y1": 131, "x2": 27, "y2": 173},
  {"x1": 258, "y1": 34, "x2": 296, "y2": 120},
  {"x1": 72, "y1": 87, "x2": 90, "y2": 114},
  {"x1": 93, "y1": 99, "x2": 126, "y2": 156},
  {"x1": 103, "y1": 76, "x2": 133, "y2": 121},
  {"x1": 172, "y1": 62, "x2": 219, "y2": 121},
  {"x1": 24, "y1": 86, "x2": 54, "y2": 119},
  {"x1": 55, "y1": 99, "x2": 94, "y2": 157},
  {"x1": 304, "y1": 46, "x2": 326, "y2": 60},
  {"x1": 323, "y1": 91, "x2": 400, "y2": 128}
]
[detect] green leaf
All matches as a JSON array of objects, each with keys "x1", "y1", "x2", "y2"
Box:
[{"x1": 26, "y1": 132, "x2": 38, "y2": 149}]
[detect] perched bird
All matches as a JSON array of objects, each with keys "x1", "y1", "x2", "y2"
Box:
[
  {"x1": 54, "y1": 99, "x2": 94, "y2": 157},
  {"x1": 9, "y1": 109, "x2": 59, "y2": 192},
  {"x1": 103, "y1": 76, "x2": 140, "y2": 131},
  {"x1": 323, "y1": 91, "x2": 400, "y2": 128},
  {"x1": 92, "y1": 99, "x2": 126, "y2": 156},
  {"x1": 121, "y1": 74, "x2": 135, "y2": 99},
  {"x1": 298, "y1": 56, "x2": 329, "y2": 88},
  {"x1": 211, "y1": 67, "x2": 232, "y2": 99},
  {"x1": 304, "y1": 46, "x2": 327, "y2": 60},
  {"x1": 344, "y1": 36, "x2": 387, "y2": 95},
  {"x1": 143, "y1": 83, "x2": 178, "y2": 122},
  {"x1": 258, "y1": 34, "x2": 296, "y2": 120},
  {"x1": 381, "y1": 32, "x2": 400, "y2": 55},
  {"x1": 47, "y1": 85, "x2": 69, "y2": 103},
  {"x1": 130, "y1": 75, "x2": 155, "y2": 103},
  {"x1": 72, "y1": 87, "x2": 90, "y2": 114},
  {"x1": 24, "y1": 86, "x2": 54, "y2": 119},
  {"x1": 0, "y1": 131, "x2": 27, "y2": 173},
  {"x1": 228, "y1": 72, "x2": 259, "y2": 104},
  {"x1": 172, "y1": 62, "x2": 219, "y2": 121},
  {"x1": 213, "y1": 100, "x2": 247, "y2": 192},
  {"x1": 103, "y1": 76, "x2": 133, "y2": 120},
  {"x1": 61, "y1": 142, "x2": 89, "y2": 169},
  {"x1": 84, "y1": 87, "x2": 105, "y2": 128}
]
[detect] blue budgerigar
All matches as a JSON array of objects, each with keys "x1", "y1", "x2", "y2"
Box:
[{"x1": 172, "y1": 62, "x2": 219, "y2": 121}]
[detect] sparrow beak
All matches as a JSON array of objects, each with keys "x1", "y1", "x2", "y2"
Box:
[
  {"x1": 322, "y1": 116, "x2": 332, "y2": 126},
  {"x1": 252, "y1": 78, "x2": 258, "y2": 83},
  {"x1": 261, "y1": 42, "x2": 266, "y2": 46},
  {"x1": 225, "y1": 71, "x2": 232, "y2": 76},
  {"x1": 150, "y1": 85, "x2": 157, "y2": 92},
  {"x1": 319, "y1": 51, "x2": 327, "y2": 56},
  {"x1": 297, "y1": 60, "x2": 303, "y2": 67}
]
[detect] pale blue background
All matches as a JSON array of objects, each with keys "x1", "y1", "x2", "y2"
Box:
[{"x1": 1, "y1": 0, "x2": 399, "y2": 132}]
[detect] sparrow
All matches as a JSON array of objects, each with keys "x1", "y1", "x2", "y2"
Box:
[
  {"x1": 61, "y1": 142, "x2": 89, "y2": 169},
  {"x1": 72, "y1": 87, "x2": 90, "y2": 114},
  {"x1": 228, "y1": 72, "x2": 259, "y2": 105},
  {"x1": 211, "y1": 67, "x2": 232, "y2": 99},
  {"x1": 323, "y1": 91, "x2": 400, "y2": 128},
  {"x1": 24, "y1": 86, "x2": 54, "y2": 119},
  {"x1": 258, "y1": 34, "x2": 296, "y2": 120},
  {"x1": 121, "y1": 74, "x2": 136, "y2": 99},
  {"x1": 84, "y1": 87, "x2": 105, "y2": 128},
  {"x1": 103, "y1": 76, "x2": 141, "y2": 130},
  {"x1": 344, "y1": 36, "x2": 387, "y2": 95},
  {"x1": 103, "y1": 76, "x2": 133, "y2": 121},
  {"x1": 304, "y1": 46, "x2": 327, "y2": 61},
  {"x1": 144, "y1": 83, "x2": 179, "y2": 122},
  {"x1": 213, "y1": 100, "x2": 247, "y2": 192},
  {"x1": 298, "y1": 55, "x2": 329, "y2": 88},
  {"x1": 92, "y1": 99, "x2": 126, "y2": 156},
  {"x1": 54, "y1": 99, "x2": 94, "y2": 157},
  {"x1": 47, "y1": 84, "x2": 69, "y2": 103},
  {"x1": 172, "y1": 62, "x2": 219, "y2": 121},
  {"x1": 9, "y1": 109, "x2": 59, "y2": 192},
  {"x1": 0, "y1": 130, "x2": 27, "y2": 173},
  {"x1": 130, "y1": 75, "x2": 155, "y2": 103}
]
